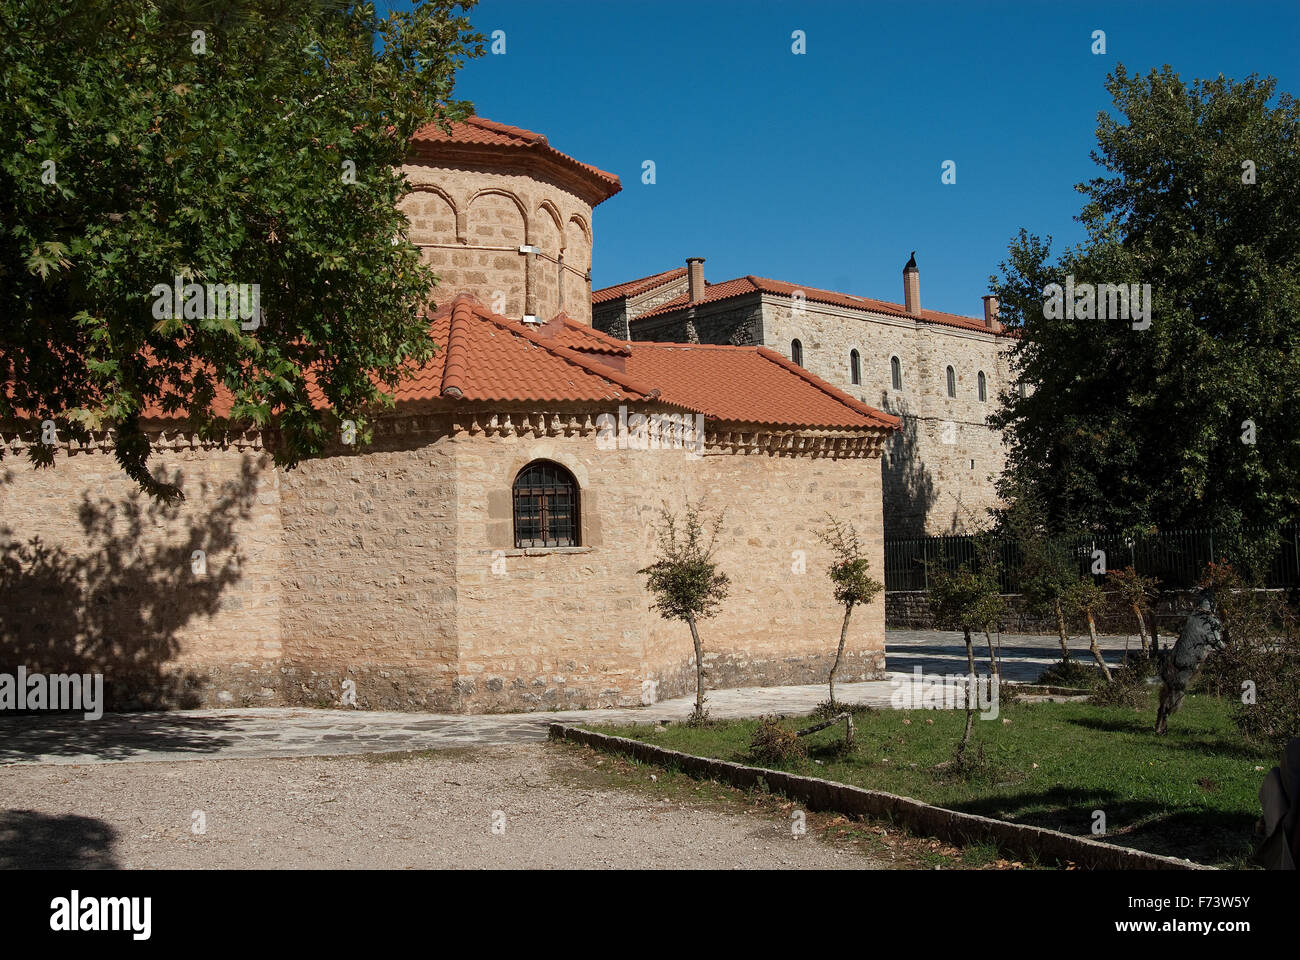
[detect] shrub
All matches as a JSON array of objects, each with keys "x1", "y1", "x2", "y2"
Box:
[
  {"x1": 1036, "y1": 659, "x2": 1103, "y2": 688},
  {"x1": 748, "y1": 716, "x2": 806, "y2": 766},
  {"x1": 1090, "y1": 654, "x2": 1155, "y2": 709}
]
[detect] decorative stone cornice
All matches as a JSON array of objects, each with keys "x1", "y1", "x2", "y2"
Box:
[
  {"x1": 0, "y1": 423, "x2": 265, "y2": 457},
  {"x1": 1, "y1": 408, "x2": 888, "y2": 461}
]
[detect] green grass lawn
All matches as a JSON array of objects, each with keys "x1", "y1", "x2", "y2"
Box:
[{"x1": 587, "y1": 692, "x2": 1274, "y2": 868}]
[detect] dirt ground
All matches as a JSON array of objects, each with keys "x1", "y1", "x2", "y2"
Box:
[{"x1": 0, "y1": 742, "x2": 888, "y2": 870}]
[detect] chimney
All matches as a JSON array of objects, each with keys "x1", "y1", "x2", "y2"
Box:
[
  {"x1": 903, "y1": 252, "x2": 920, "y2": 316},
  {"x1": 982, "y1": 295, "x2": 1001, "y2": 333},
  {"x1": 687, "y1": 257, "x2": 706, "y2": 302}
]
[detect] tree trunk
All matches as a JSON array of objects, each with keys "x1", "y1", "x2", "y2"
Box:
[
  {"x1": 828, "y1": 605, "x2": 852, "y2": 705},
  {"x1": 956, "y1": 625, "x2": 977, "y2": 765},
  {"x1": 983, "y1": 629, "x2": 999, "y2": 677},
  {"x1": 956, "y1": 704, "x2": 977, "y2": 764},
  {"x1": 687, "y1": 614, "x2": 705, "y2": 718},
  {"x1": 1086, "y1": 608, "x2": 1113, "y2": 681},
  {"x1": 1132, "y1": 602, "x2": 1149, "y2": 654},
  {"x1": 1054, "y1": 598, "x2": 1071, "y2": 661}
]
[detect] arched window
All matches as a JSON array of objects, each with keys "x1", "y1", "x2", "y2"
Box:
[
  {"x1": 890, "y1": 356, "x2": 902, "y2": 390},
  {"x1": 946, "y1": 365, "x2": 957, "y2": 398},
  {"x1": 791, "y1": 339, "x2": 803, "y2": 366},
  {"x1": 513, "y1": 460, "x2": 579, "y2": 548},
  {"x1": 977, "y1": 370, "x2": 987, "y2": 402},
  {"x1": 850, "y1": 349, "x2": 861, "y2": 385}
]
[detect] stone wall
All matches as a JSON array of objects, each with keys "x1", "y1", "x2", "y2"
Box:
[
  {"x1": 448, "y1": 406, "x2": 887, "y2": 712},
  {"x1": 758, "y1": 296, "x2": 1012, "y2": 536},
  {"x1": 620, "y1": 290, "x2": 1015, "y2": 536},
  {"x1": 276, "y1": 411, "x2": 460, "y2": 711},
  {"x1": 399, "y1": 161, "x2": 596, "y2": 323},
  {"x1": 0, "y1": 434, "x2": 283, "y2": 709},
  {"x1": 1, "y1": 408, "x2": 889, "y2": 713}
]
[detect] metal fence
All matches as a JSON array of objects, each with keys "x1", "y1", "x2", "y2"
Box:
[{"x1": 884, "y1": 525, "x2": 1300, "y2": 593}]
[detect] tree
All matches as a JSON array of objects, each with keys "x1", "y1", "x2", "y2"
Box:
[
  {"x1": 638, "y1": 502, "x2": 731, "y2": 723},
  {"x1": 1, "y1": 0, "x2": 482, "y2": 500},
  {"x1": 928, "y1": 550, "x2": 1006, "y2": 760},
  {"x1": 1107, "y1": 565, "x2": 1160, "y2": 656},
  {"x1": 1063, "y1": 576, "x2": 1114, "y2": 682},
  {"x1": 989, "y1": 65, "x2": 1300, "y2": 533},
  {"x1": 816, "y1": 516, "x2": 883, "y2": 706}
]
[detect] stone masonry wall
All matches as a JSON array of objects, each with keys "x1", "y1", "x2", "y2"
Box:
[
  {"x1": 399, "y1": 161, "x2": 596, "y2": 323},
  {"x1": 1, "y1": 409, "x2": 889, "y2": 714},
  {"x1": 758, "y1": 295, "x2": 1012, "y2": 536},
  {"x1": 449, "y1": 408, "x2": 887, "y2": 712},
  {"x1": 0, "y1": 437, "x2": 283, "y2": 709},
  {"x1": 276, "y1": 413, "x2": 460, "y2": 711}
]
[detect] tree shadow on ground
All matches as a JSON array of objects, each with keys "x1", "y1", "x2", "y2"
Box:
[
  {"x1": 0, "y1": 455, "x2": 261, "y2": 757},
  {"x1": 943, "y1": 784, "x2": 1257, "y2": 865},
  {"x1": 0, "y1": 809, "x2": 119, "y2": 869}
]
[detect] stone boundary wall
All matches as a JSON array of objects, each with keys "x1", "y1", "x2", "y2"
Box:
[
  {"x1": 549, "y1": 724, "x2": 1208, "y2": 870},
  {"x1": 885, "y1": 588, "x2": 1289, "y2": 634}
]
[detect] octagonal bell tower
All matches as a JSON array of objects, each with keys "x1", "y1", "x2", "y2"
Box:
[{"x1": 399, "y1": 116, "x2": 621, "y2": 325}]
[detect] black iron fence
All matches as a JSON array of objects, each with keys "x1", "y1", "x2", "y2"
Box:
[{"x1": 884, "y1": 524, "x2": 1300, "y2": 593}]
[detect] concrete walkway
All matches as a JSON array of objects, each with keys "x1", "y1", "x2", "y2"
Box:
[{"x1": 0, "y1": 629, "x2": 1133, "y2": 766}]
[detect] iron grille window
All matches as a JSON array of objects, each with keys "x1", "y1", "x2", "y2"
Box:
[
  {"x1": 791, "y1": 339, "x2": 803, "y2": 366},
  {"x1": 891, "y1": 356, "x2": 902, "y2": 389},
  {"x1": 946, "y1": 365, "x2": 957, "y2": 397},
  {"x1": 513, "y1": 461, "x2": 579, "y2": 548},
  {"x1": 978, "y1": 370, "x2": 987, "y2": 402},
  {"x1": 850, "y1": 349, "x2": 861, "y2": 385}
]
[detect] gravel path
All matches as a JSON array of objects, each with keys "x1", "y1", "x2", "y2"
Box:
[{"x1": 0, "y1": 743, "x2": 873, "y2": 869}]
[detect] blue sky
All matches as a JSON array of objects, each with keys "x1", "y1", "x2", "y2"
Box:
[{"x1": 441, "y1": 0, "x2": 1299, "y2": 318}]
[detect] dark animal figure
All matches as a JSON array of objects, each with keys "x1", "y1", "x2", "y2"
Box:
[{"x1": 1155, "y1": 589, "x2": 1226, "y2": 734}]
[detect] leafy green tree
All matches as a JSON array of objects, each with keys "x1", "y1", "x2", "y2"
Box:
[
  {"x1": 1000, "y1": 485, "x2": 1078, "y2": 662},
  {"x1": 1, "y1": 0, "x2": 482, "y2": 500},
  {"x1": 816, "y1": 516, "x2": 883, "y2": 706},
  {"x1": 990, "y1": 65, "x2": 1300, "y2": 533},
  {"x1": 928, "y1": 547, "x2": 1006, "y2": 760},
  {"x1": 1107, "y1": 565, "x2": 1160, "y2": 655},
  {"x1": 1062, "y1": 576, "x2": 1113, "y2": 682},
  {"x1": 639, "y1": 502, "x2": 731, "y2": 723}
]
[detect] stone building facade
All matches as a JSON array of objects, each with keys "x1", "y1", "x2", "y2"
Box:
[
  {"x1": 1, "y1": 118, "x2": 899, "y2": 714},
  {"x1": 593, "y1": 261, "x2": 1016, "y2": 536}
]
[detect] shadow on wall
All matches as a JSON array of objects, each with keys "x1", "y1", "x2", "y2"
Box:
[
  {"x1": 0, "y1": 810, "x2": 119, "y2": 869},
  {"x1": 0, "y1": 455, "x2": 261, "y2": 711},
  {"x1": 880, "y1": 396, "x2": 935, "y2": 538}
]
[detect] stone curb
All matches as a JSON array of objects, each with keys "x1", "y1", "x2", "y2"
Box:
[{"x1": 549, "y1": 723, "x2": 1210, "y2": 871}]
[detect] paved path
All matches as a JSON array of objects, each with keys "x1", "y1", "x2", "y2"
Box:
[{"x1": 0, "y1": 629, "x2": 1132, "y2": 766}]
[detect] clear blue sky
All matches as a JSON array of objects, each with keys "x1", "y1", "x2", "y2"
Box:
[{"x1": 433, "y1": 0, "x2": 1299, "y2": 318}]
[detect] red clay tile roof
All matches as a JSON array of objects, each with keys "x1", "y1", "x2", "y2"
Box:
[
  {"x1": 410, "y1": 116, "x2": 621, "y2": 203},
  {"x1": 535, "y1": 313, "x2": 631, "y2": 356},
  {"x1": 12, "y1": 296, "x2": 895, "y2": 435},
  {"x1": 616, "y1": 342, "x2": 899, "y2": 431},
  {"x1": 628, "y1": 272, "x2": 1002, "y2": 335},
  {"x1": 405, "y1": 296, "x2": 659, "y2": 404},
  {"x1": 591, "y1": 267, "x2": 687, "y2": 305}
]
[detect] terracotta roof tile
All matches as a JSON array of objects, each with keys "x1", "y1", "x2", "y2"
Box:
[
  {"x1": 616, "y1": 342, "x2": 899, "y2": 431},
  {"x1": 628, "y1": 271, "x2": 1003, "y2": 334},
  {"x1": 535, "y1": 313, "x2": 632, "y2": 356},
  {"x1": 410, "y1": 116, "x2": 620, "y2": 202},
  {"x1": 15, "y1": 298, "x2": 896, "y2": 436},
  {"x1": 591, "y1": 267, "x2": 687, "y2": 304},
  {"x1": 405, "y1": 296, "x2": 658, "y2": 404}
]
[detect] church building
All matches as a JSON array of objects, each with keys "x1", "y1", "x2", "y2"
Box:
[{"x1": 1, "y1": 117, "x2": 899, "y2": 713}]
